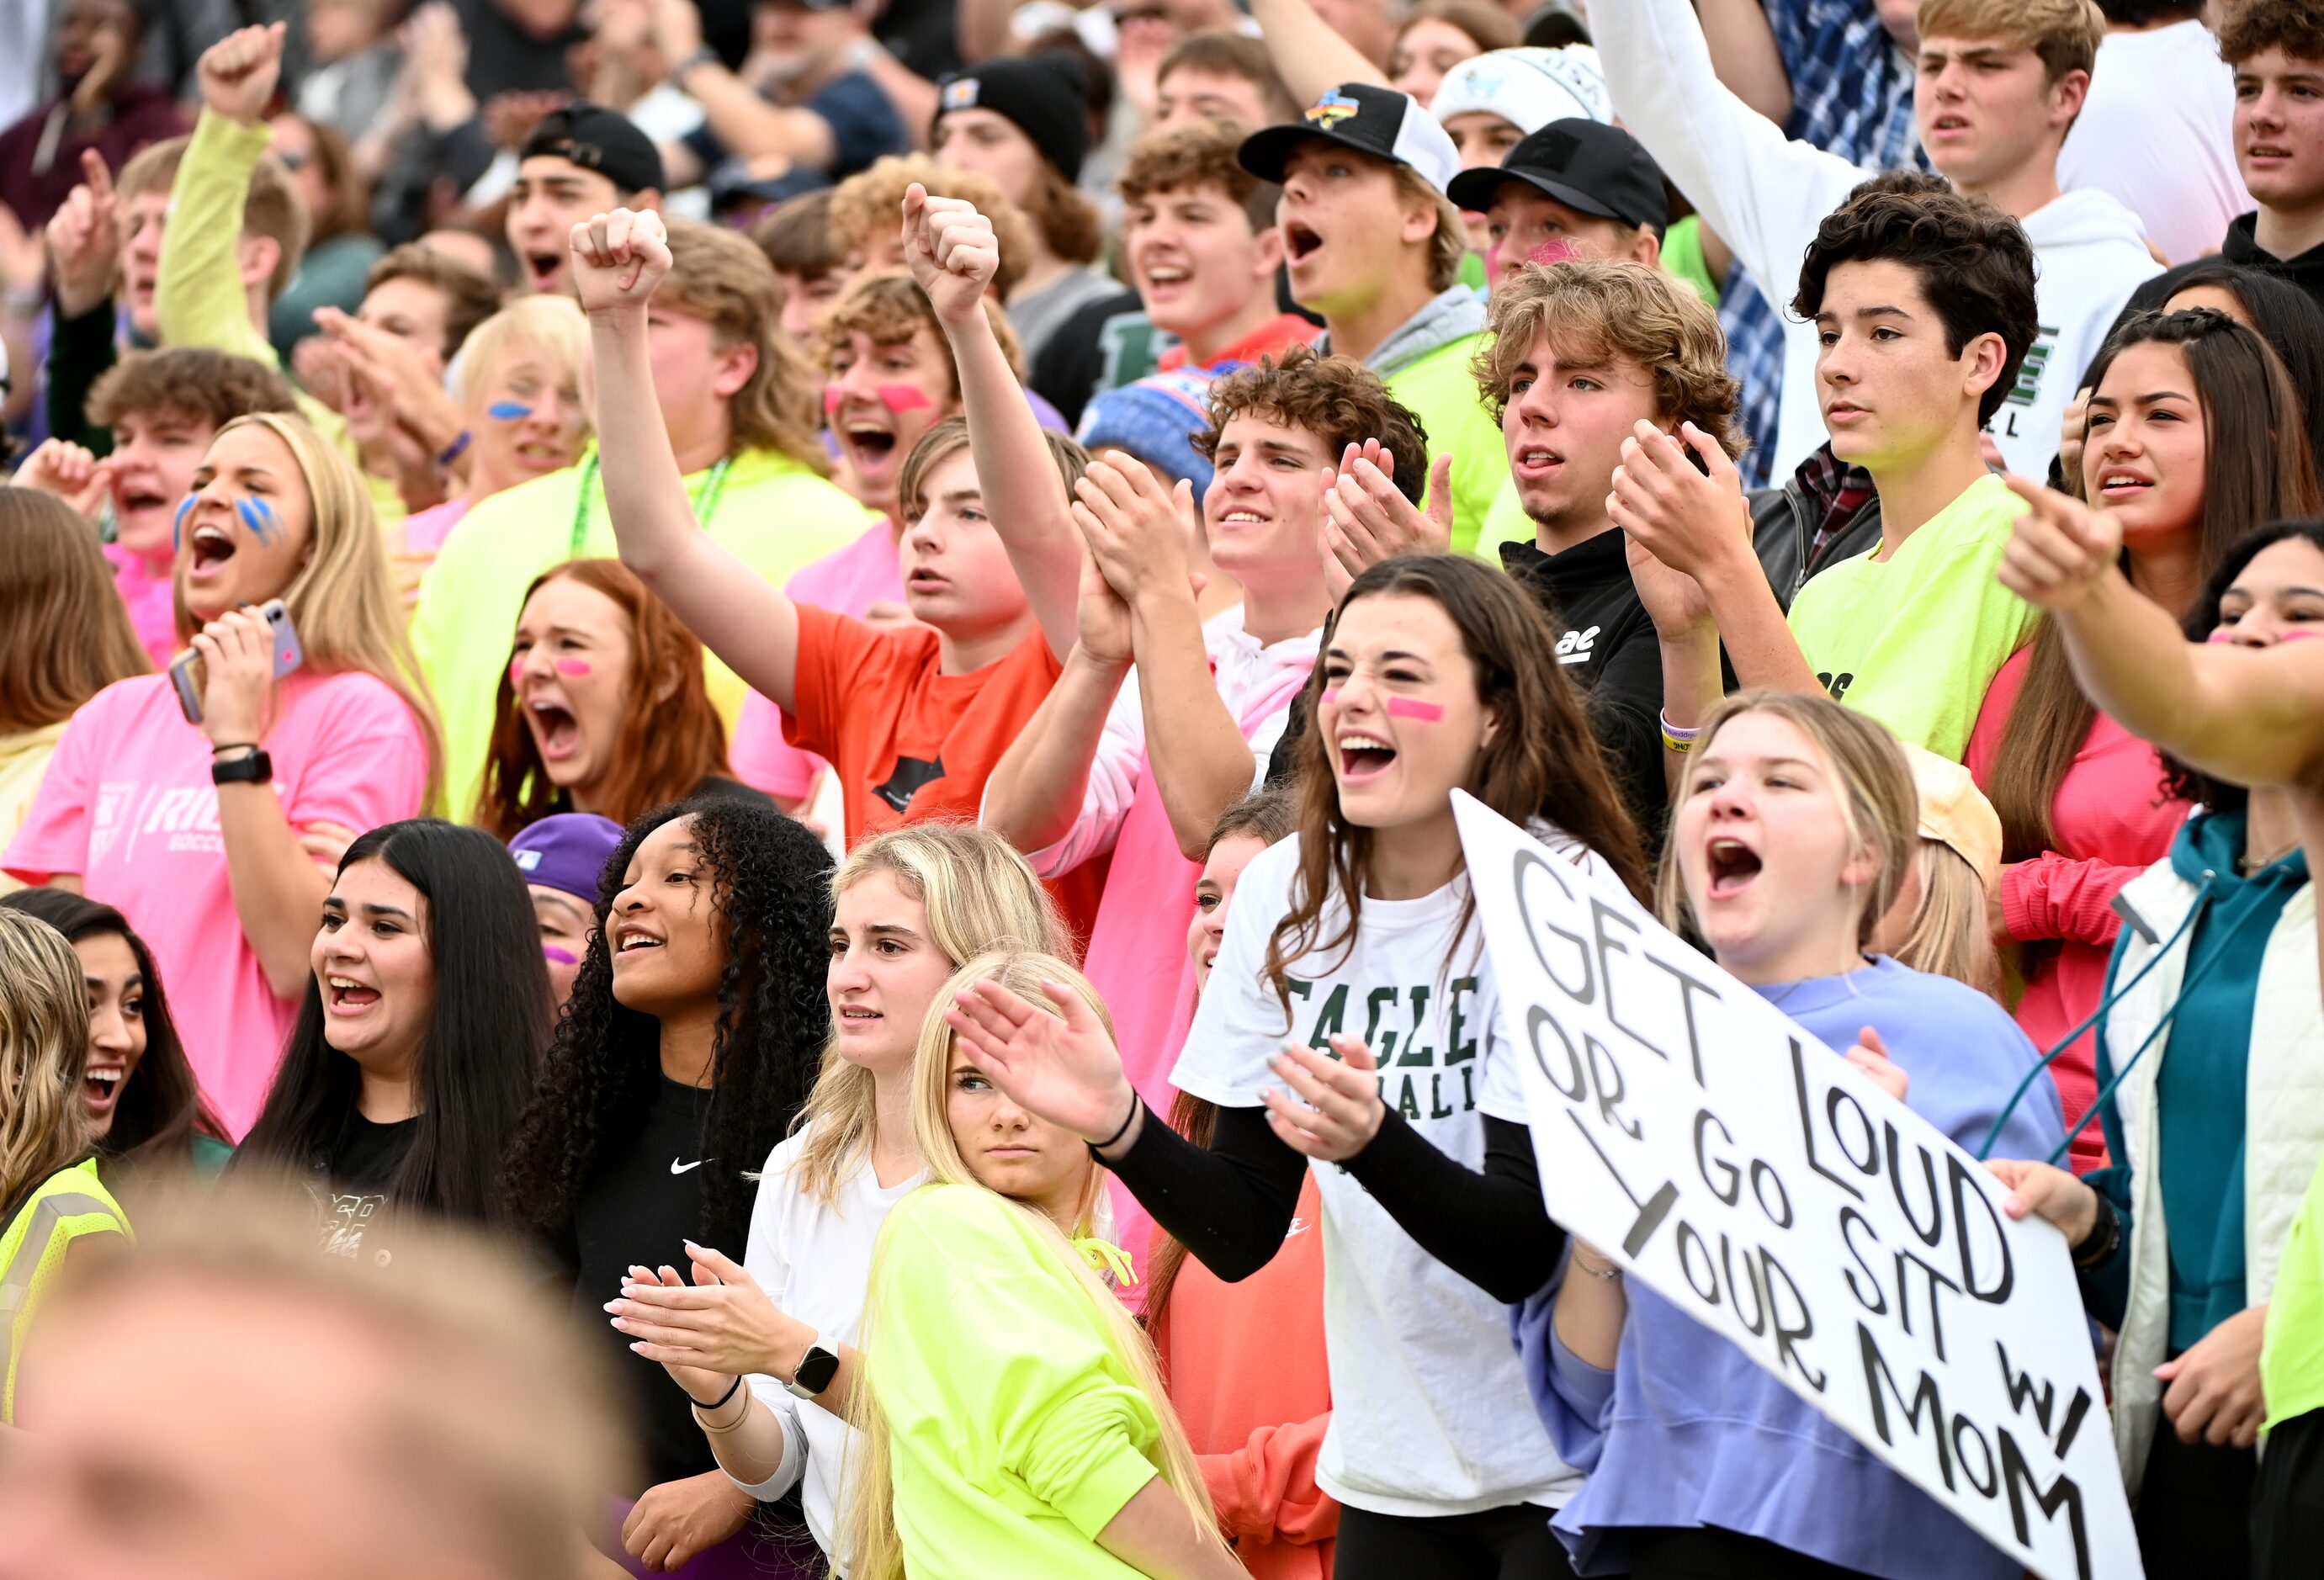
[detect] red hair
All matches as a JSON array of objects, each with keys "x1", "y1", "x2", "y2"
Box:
[{"x1": 475, "y1": 559, "x2": 732, "y2": 838}]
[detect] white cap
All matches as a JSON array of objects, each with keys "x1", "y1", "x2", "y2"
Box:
[{"x1": 1430, "y1": 46, "x2": 1611, "y2": 137}]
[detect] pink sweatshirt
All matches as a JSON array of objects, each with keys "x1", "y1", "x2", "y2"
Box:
[
  {"x1": 730, "y1": 520, "x2": 906, "y2": 802},
  {"x1": 1150, "y1": 1170, "x2": 1336, "y2": 1580},
  {"x1": 103, "y1": 541, "x2": 179, "y2": 668},
  {"x1": 1967, "y1": 646, "x2": 2189, "y2": 1173}
]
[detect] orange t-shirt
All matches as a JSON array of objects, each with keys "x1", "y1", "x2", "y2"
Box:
[
  {"x1": 1150, "y1": 1170, "x2": 1336, "y2": 1579},
  {"x1": 785, "y1": 604, "x2": 1104, "y2": 946}
]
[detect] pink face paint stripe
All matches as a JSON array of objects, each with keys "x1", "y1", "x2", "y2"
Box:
[
  {"x1": 554, "y1": 659, "x2": 591, "y2": 676},
  {"x1": 1320, "y1": 687, "x2": 1342, "y2": 705},
  {"x1": 823, "y1": 387, "x2": 846, "y2": 415},
  {"x1": 875, "y1": 383, "x2": 934, "y2": 413},
  {"x1": 509, "y1": 658, "x2": 526, "y2": 687},
  {"x1": 543, "y1": 946, "x2": 578, "y2": 965},
  {"x1": 1386, "y1": 697, "x2": 1446, "y2": 721}
]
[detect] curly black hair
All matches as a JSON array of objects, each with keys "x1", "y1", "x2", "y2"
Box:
[{"x1": 501, "y1": 797, "x2": 835, "y2": 1243}]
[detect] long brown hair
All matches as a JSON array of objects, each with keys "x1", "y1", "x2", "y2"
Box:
[
  {"x1": 0, "y1": 488, "x2": 149, "y2": 734},
  {"x1": 475, "y1": 560, "x2": 731, "y2": 838},
  {"x1": 1987, "y1": 309, "x2": 2320, "y2": 860},
  {"x1": 1262, "y1": 556, "x2": 1648, "y2": 1016}
]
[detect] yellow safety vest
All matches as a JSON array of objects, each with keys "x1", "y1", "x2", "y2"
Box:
[{"x1": 1, "y1": 1158, "x2": 130, "y2": 1423}]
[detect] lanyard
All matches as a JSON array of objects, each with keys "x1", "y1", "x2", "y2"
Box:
[{"x1": 568, "y1": 452, "x2": 735, "y2": 556}]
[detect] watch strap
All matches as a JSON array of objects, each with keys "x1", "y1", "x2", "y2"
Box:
[
  {"x1": 786, "y1": 1333, "x2": 840, "y2": 1399},
  {"x1": 210, "y1": 747, "x2": 273, "y2": 786}
]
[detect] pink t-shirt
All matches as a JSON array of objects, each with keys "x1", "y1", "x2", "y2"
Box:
[
  {"x1": 103, "y1": 541, "x2": 179, "y2": 668},
  {"x1": 4, "y1": 671, "x2": 431, "y2": 1137},
  {"x1": 400, "y1": 496, "x2": 473, "y2": 555},
  {"x1": 730, "y1": 520, "x2": 905, "y2": 801}
]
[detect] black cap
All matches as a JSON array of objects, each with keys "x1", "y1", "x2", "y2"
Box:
[
  {"x1": 933, "y1": 52, "x2": 1093, "y2": 183},
  {"x1": 1446, "y1": 119, "x2": 1667, "y2": 232},
  {"x1": 1236, "y1": 82, "x2": 1462, "y2": 195},
  {"x1": 518, "y1": 102, "x2": 666, "y2": 196}
]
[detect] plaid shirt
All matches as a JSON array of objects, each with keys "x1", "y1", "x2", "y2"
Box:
[{"x1": 1722, "y1": 0, "x2": 1925, "y2": 485}]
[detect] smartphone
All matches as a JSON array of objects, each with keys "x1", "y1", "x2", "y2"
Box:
[{"x1": 169, "y1": 600, "x2": 305, "y2": 725}]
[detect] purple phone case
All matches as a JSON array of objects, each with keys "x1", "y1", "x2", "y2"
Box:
[{"x1": 167, "y1": 601, "x2": 303, "y2": 725}]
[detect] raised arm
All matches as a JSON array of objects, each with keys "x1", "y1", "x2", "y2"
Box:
[
  {"x1": 1999, "y1": 475, "x2": 2324, "y2": 788},
  {"x1": 572, "y1": 209, "x2": 804, "y2": 712},
  {"x1": 1696, "y1": 0, "x2": 1795, "y2": 127},
  {"x1": 906, "y1": 184, "x2": 1082, "y2": 661},
  {"x1": 158, "y1": 24, "x2": 289, "y2": 367},
  {"x1": 1249, "y1": 0, "x2": 1392, "y2": 108},
  {"x1": 655, "y1": 0, "x2": 840, "y2": 168}
]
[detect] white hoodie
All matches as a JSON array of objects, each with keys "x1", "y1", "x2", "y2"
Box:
[{"x1": 1594, "y1": 0, "x2": 2162, "y2": 480}]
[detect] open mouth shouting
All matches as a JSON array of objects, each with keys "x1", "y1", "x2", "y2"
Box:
[
  {"x1": 1703, "y1": 835, "x2": 1764, "y2": 902},
  {"x1": 185, "y1": 519, "x2": 239, "y2": 578},
  {"x1": 842, "y1": 418, "x2": 899, "y2": 476},
  {"x1": 1336, "y1": 729, "x2": 1398, "y2": 784},
  {"x1": 526, "y1": 694, "x2": 582, "y2": 762},
  {"x1": 525, "y1": 250, "x2": 567, "y2": 292},
  {"x1": 1283, "y1": 220, "x2": 1326, "y2": 268},
  {"x1": 326, "y1": 974, "x2": 383, "y2": 1015},
  {"x1": 1138, "y1": 257, "x2": 1193, "y2": 300},
  {"x1": 83, "y1": 1061, "x2": 126, "y2": 1116}
]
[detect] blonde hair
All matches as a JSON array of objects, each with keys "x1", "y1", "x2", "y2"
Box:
[
  {"x1": 784, "y1": 826, "x2": 1069, "y2": 1206},
  {"x1": 47, "y1": 1174, "x2": 632, "y2": 1580},
  {"x1": 0, "y1": 909, "x2": 93, "y2": 1210},
  {"x1": 655, "y1": 218, "x2": 830, "y2": 475},
  {"x1": 178, "y1": 413, "x2": 445, "y2": 808},
  {"x1": 839, "y1": 951, "x2": 1222, "y2": 1580},
  {"x1": 1390, "y1": 162, "x2": 1467, "y2": 294},
  {"x1": 1889, "y1": 841, "x2": 2000, "y2": 992},
  {"x1": 1915, "y1": 0, "x2": 2104, "y2": 82},
  {"x1": 449, "y1": 294, "x2": 590, "y2": 419},
  {"x1": 1656, "y1": 690, "x2": 1918, "y2": 949},
  {"x1": 1474, "y1": 258, "x2": 1743, "y2": 448}
]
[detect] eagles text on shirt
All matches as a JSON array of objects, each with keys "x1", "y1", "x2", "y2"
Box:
[{"x1": 1284, "y1": 971, "x2": 1483, "y2": 1121}]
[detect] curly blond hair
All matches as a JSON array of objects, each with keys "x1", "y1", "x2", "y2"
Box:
[
  {"x1": 827, "y1": 156, "x2": 1037, "y2": 298},
  {"x1": 1472, "y1": 258, "x2": 1743, "y2": 450}
]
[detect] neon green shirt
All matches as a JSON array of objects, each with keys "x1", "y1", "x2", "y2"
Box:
[
  {"x1": 1383, "y1": 331, "x2": 1504, "y2": 559},
  {"x1": 868, "y1": 1184, "x2": 1167, "y2": 1580},
  {"x1": 409, "y1": 445, "x2": 874, "y2": 819},
  {"x1": 2264, "y1": 1153, "x2": 2324, "y2": 1427},
  {"x1": 155, "y1": 111, "x2": 366, "y2": 480},
  {"x1": 1784, "y1": 472, "x2": 2039, "y2": 761},
  {"x1": 1661, "y1": 215, "x2": 1721, "y2": 306}
]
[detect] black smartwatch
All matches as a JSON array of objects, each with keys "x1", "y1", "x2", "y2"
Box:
[
  {"x1": 211, "y1": 747, "x2": 273, "y2": 787},
  {"x1": 787, "y1": 1333, "x2": 841, "y2": 1399}
]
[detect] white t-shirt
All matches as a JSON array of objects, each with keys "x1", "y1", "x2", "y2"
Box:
[
  {"x1": 1170, "y1": 830, "x2": 1605, "y2": 1517},
  {"x1": 2060, "y1": 19, "x2": 2251, "y2": 267},
  {"x1": 735, "y1": 1126, "x2": 927, "y2": 1567}
]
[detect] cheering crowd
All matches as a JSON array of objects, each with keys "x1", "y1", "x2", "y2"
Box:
[{"x1": 0, "y1": 0, "x2": 2321, "y2": 1575}]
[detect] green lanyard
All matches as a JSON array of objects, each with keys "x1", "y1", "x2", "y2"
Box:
[{"x1": 568, "y1": 452, "x2": 735, "y2": 555}]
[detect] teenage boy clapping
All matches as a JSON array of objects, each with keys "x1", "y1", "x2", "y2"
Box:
[
  {"x1": 1595, "y1": 0, "x2": 2159, "y2": 478},
  {"x1": 1621, "y1": 181, "x2": 2044, "y2": 766}
]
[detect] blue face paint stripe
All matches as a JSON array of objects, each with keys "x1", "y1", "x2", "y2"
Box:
[
  {"x1": 236, "y1": 496, "x2": 279, "y2": 545},
  {"x1": 172, "y1": 496, "x2": 196, "y2": 552},
  {"x1": 486, "y1": 400, "x2": 534, "y2": 422}
]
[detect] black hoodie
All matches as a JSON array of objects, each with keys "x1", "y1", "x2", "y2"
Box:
[{"x1": 1499, "y1": 529, "x2": 1666, "y2": 851}]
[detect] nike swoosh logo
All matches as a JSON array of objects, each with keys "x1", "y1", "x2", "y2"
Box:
[{"x1": 670, "y1": 1158, "x2": 704, "y2": 1174}]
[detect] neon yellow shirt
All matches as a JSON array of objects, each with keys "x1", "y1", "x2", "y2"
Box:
[
  {"x1": 154, "y1": 110, "x2": 371, "y2": 492},
  {"x1": 2, "y1": 1158, "x2": 129, "y2": 1423},
  {"x1": 409, "y1": 445, "x2": 874, "y2": 819},
  {"x1": 868, "y1": 1184, "x2": 1168, "y2": 1580},
  {"x1": 2264, "y1": 1153, "x2": 2324, "y2": 1427},
  {"x1": 1784, "y1": 472, "x2": 2039, "y2": 761},
  {"x1": 1382, "y1": 331, "x2": 1504, "y2": 559}
]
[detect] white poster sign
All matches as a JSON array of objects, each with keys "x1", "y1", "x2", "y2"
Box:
[{"x1": 1452, "y1": 793, "x2": 2140, "y2": 1580}]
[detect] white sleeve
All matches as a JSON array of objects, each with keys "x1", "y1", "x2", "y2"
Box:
[
  {"x1": 1169, "y1": 837, "x2": 1303, "y2": 1107},
  {"x1": 991, "y1": 670, "x2": 1149, "y2": 879},
  {"x1": 1592, "y1": 0, "x2": 1874, "y2": 311},
  {"x1": 729, "y1": 1149, "x2": 809, "y2": 1500}
]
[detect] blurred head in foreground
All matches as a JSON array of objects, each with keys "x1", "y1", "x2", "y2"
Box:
[{"x1": 0, "y1": 1176, "x2": 630, "y2": 1580}]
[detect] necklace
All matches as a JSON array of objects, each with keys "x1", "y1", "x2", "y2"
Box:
[
  {"x1": 568, "y1": 451, "x2": 735, "y2": 555},
  {"x1": 2239, "y1": 838, "x2": 2298, "y2": 875}
]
